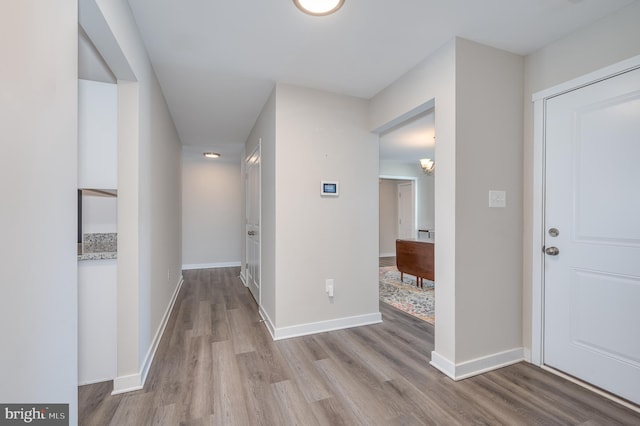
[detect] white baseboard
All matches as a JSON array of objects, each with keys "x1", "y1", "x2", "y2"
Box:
[
  {"x1": 259, "y1": 305, "x2": 276, "y2": 338},
  {"x1": 270, "y1": 312, "x2": 382, "y2": 341},
  {"x1": 111, "y1": 275, "x2": 184, "y2": 396},
  {"x1": 430, "y1": 347, "x2": 524, "y2": 381},
  {"x1": 111, "y1": 373, "x2": 143, "y2": 395},
  {"x1": 379, "y1": 252, "x2": 395, "y2": 258},
  {"x1": 239, "y1": 271, "x2": 247, "y2": 287},
  {"x1": 182, "y1": 261, "x2": 241, "y2": 270}
]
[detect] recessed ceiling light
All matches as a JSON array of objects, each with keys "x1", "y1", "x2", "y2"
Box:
[
  {"x1": 293, "y1": 0, "x2": 345, "y2": 16},
  {"x1": 203, "y1": 152, "x2": 221, "y2": 159}
]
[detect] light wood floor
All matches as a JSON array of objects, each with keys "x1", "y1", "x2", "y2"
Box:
[{"x1": 79, "y1": 267, "x2": 640, "y2": 425}]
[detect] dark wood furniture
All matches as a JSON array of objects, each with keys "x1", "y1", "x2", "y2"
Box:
[{"x1": 396, "y1": 239, "x2": 434, "y2": 288}]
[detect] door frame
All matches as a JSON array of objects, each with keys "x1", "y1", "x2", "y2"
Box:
[
  {"x1": 530, "y1": 55, "x2": 640, "y2": 370},
  {"x1": 244, "y1": 142, "x2": 261, "y2": 305},
  {"x1": 397, "y1": 180, "x2": 416, "y2": 240},
  {"x1": 380, "y1": 175, "x2": 418, "y2": 239}
]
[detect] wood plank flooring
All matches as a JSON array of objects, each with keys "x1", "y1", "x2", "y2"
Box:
[
  {"x1": 379, "y1": 256, "x2": 396, "y2": 268},
  {"x1": 79, "y1": 267, "x2": 640, "y2": 425}
]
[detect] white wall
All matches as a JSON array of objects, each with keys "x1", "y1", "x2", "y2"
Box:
[
  {"x1": 0, "y1": 0, "x2": 78, "y2": 422},
  {"x1": 82, "y1": 194, "x2": 117, "y2": 234},
  {"x1": 247, "y1": 84, "x2": 380, "y2": 335},
  {"x1": 454, "y1": 39, "x2": 523, "y2": 362},
  {"x1": 79, "y1": 26, "x2": 116, "y2": 83},
  {"x1": 370, "y1": 38, "x2": 524, "y2": 375},
  {"x1": 78, "y1": 79, "x2": 118, "y2": 189},
  {"x1": 380, "y1": 160, "x2": 435, "y2": 234},
  {"x1": 182, "y1": 151, "x2": 242, "y2": 268},
  {"x1": 273, "y1": 84, "x2": 380, "y2": 331},
  {"x1": 522, "y1": 1, "x2": 640, "y2": 355},
  {"x1": 370, "y1": 39, "x2": 458, "y2": 361},
  {"x1": 78, "y1": 260, "x2": 117, "y2": 385},
  {"x1": 82, "y1": 0, "x2": 183, "y2": 392}
]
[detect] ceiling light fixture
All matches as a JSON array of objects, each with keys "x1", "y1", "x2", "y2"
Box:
[
  {"x1": 293, "y1": 0, "x2": 345, "y2": 16},
  {"x1": 420, "y1": 158, "x2": 435, "y2": 175},
  {"x1": 203, "y1": 152, "x2": 221, "y2": 159}
]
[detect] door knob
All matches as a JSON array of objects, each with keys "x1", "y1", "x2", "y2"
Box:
[{"x1": 545, "y1": 246, "x2": 559, "y2": 256}]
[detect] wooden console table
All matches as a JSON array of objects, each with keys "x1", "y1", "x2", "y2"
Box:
[{"x1": 396, "y1": 239, "x2": 434, "y2": 288}]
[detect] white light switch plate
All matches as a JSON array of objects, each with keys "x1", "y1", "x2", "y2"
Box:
[{"x1": 489, "y1": 190, "x2": 506, "y2": 208}]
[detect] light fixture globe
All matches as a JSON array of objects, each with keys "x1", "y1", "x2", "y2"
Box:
[
  {"x1": 420, "y1": 158, "x2": 435, "y2": 175},
  {"x1": 293, "y1": 0, "x2": 345, "y2": 16}
]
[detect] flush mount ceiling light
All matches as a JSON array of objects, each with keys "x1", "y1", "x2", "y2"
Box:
[
  {"x1": 203, "y1": 152, "x2": 221, "y2": 159},
  {"x1": 293, "y1": 0, "x2": 345, "y2": 16}
]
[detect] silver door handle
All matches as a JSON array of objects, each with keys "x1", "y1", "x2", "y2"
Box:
[
  {"x1": 248, "y1": 231, "x2": 256, "y2": 236},
  {"x1": 545, "y1": 246, "x2": 559, "y2": 256}
]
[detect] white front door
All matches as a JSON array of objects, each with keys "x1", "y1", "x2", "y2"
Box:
[
  {"x1": 245, "y1": 145, "x2": 261, "y2": 303},
  {"x1": 397, "y1": 182, "x2": 414, "y2": 240},
  {"x1": 543, "y1": 66, "x2": 640, "y2": 405}
]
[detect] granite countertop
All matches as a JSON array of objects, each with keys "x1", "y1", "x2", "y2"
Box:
[
  {"x1": 78, "y1": 251, "x2": 117, "y2": 261},
  {"x1": 78, "y1": 233, "x2": 117, "y2": 261}
]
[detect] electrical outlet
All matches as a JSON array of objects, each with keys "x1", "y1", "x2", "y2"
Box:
[
  {"x1": 489, "y1": 190, "x2": 506, "y2": 208},
  {"x1": 325, "y1": 278, "x2": 334, "y2": 293}
]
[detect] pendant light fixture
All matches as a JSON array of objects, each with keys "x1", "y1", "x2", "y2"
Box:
[{"x1": 293, "y1": 0, "x2": 345, "y2": 16}]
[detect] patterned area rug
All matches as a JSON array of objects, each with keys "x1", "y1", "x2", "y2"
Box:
[{"x1": 379, "y1": 266, "x2": 435, "y2": 324}]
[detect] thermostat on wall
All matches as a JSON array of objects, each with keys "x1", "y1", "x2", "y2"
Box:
[{"x1": 321, "y1": 181, "x2": 339, "y2": 196}]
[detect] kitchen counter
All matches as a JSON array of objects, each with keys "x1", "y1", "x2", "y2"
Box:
[
  {"x1": 78, "y1": 251, "x2": 117, "y2": 261},
  {"x1": 78, "y1": 232, "x2": 117, "y2": 261}
]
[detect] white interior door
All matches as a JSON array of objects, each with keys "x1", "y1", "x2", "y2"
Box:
[
  {"x1": 543, "y1": 66, "x2": 640, "y2": 405},
  {"x1": 245, "y1": 145, "x2": 260, "y2": 303},
  {"x1": 397, "y1": 182, "x2": 414, "y2": 240}
]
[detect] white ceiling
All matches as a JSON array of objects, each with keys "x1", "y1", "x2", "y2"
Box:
[
  {"x1": 379, "y1": 110, "x2": 435, "y2": 164},
  {"x1": 125, "y1": 0, "x2": 635, "y2": 160}
]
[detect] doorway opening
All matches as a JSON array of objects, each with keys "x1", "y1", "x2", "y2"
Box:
[{"x1": 376, "y1": 102, "x2": 436, "y2": 325}]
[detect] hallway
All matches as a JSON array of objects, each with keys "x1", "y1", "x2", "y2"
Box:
[{"x1": 79, "y1": 267, "x2": 640, "y2": 424}]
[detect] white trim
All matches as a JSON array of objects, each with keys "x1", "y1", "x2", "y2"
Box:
[
  {"x1": 531, "y1": 97, "x2": 546, "y2": 366},
  {"x1": 430, "y1": 351, "x2": 456, "y2": 379},
  {"x1": 259, "y1": 305, "x2": 276, "y2": 339},
  {"x1": 379, "y1": 252, "x2": 396, "y2": 258},
  {"x1": 269, "y1": 312, "x2": 383, "y2": 341},
  {"x1": 372, "y1": 99, "x2": 435, "y2": 134},
  {"x1": 532, "y1": 54, "x2": 640, "y2": 101},
  {"x1": 244, "y1": 142, "x2": 262, "y2": 307},
  {"x1": 530, "y1": 54, "x2": 640, "y2": 369},
  {"x1": 182, "y1": 261, "x2": 241, "y2": 270},
  {"x1": 112, "y1": 275, "x2": 184, "y2": 395},
  {"x1": 430, "y1": 348, "x2": 525, "y2": 381},
  {"x1": 379, "y1": 174, "x2": 417, "y2": 181},
  {"x1": 111, "y1": 373, "x2": 143, "y2": 395}
]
